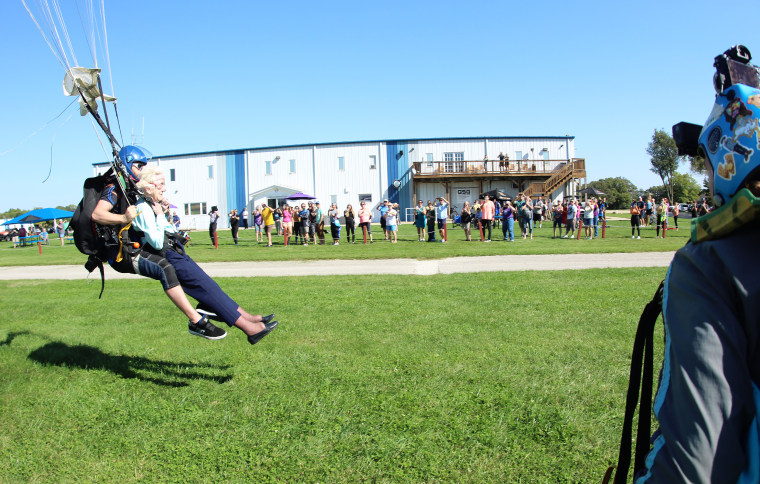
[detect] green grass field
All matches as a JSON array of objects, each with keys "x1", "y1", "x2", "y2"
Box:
[
  {"x1": 0, "y1": 218, "x2": 688, "y2": 267},
  {"x1": 0, "y1": 269, "x2": 665, "y2": 482}
]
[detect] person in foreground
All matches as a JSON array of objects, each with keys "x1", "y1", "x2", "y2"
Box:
[
  {"x1": 91, "y1": 146, "x2": 226, "y2": 340},
  {"x1": 134, "y1": 166, "x2": 279, "y2": 345},
  {"x1": 635, "y1": 46, "x2": 760, "y2": 482}
]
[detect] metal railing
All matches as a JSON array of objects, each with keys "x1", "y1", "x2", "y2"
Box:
[{"x1": 412, "y1": 159, "x2": 572, "y2": 176}]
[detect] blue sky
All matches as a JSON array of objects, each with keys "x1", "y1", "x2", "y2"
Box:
[{"x1": 1, "y1": 0, "x2": 758, "y2": 212}]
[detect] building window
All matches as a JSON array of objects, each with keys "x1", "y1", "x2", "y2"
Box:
[
  {"x1": 265, "y1": 160, "x2": 272, "y2": 176},
  {"x1": 338, "y1": 156, "x2": 345, "y2": 171},
  {"x1": 330, "y1": 195, "x2": 337, "y2": 205},
  {"x1": 208, "y1": 165, "x2": 214, "y2": 179},
  {"x1": 289, "y1": 159, "x2": 296, "y2": 173},
  {"x1": 426, "y1": 153, "x2": 434, "y2": 166},
  {"x1": 369, "y1": 155, "x2": 376, "y2": 169},
  {"x1": 515, "y1": 151, "x2": 523, "y2": 161},
  {"x1": 184, "y1": 202, "x2": 207, "y2": 215},
  {"x1": 443, "y1": 152, "x2": 464, "y2": 173},
  {"x1": 358, "y1": 194, "x2": 372, "y2": 204},
  {"x1": 541, "y1": 149, "x2": 549, "y2": 161},
  {"x1": 169, "y1": 168, "x2": 176, "y2": 182}
]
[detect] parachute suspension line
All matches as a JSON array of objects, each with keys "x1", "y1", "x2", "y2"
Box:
[
  {"x1": 114, "y1": 102, "x2": 124, "y2": 146},
  {"x1": 98, "y1": 0, "x2": 121, "y2": 144},
  {"x1": 21, "y1": 0, "x2": 68, "y2": 71},
  {"x1": 0, "y1": 97, "x2": 77, "y2": 159},
  {"x1": 74, "y1": 0, "x2": 97, "y2": 68},
  {"x1": 100, "y1": 0, "x2": 115, "y2": 99},
  {"x1": 47, "y1": 0, "x2": 78, "y2": 68},
  {"x1": 87, "y1": 115, "x2": 130, "y2": 204},
  {"x1": 42, "y1": 110, "x2": 75, "y2": 183}
]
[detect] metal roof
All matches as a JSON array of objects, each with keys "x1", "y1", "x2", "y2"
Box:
[{"x1": 93, "y1": 135, "x2": 575, "y2": 166}]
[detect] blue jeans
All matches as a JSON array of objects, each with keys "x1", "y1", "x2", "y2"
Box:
[
  {"x1": 522, "y1": 215, "x2": 533, "y2": 235},
  {"x1": 502, "y1": 218, "x2": 514, "y2": 241},
  {"x1": 593, "y1": 215, "x2": 599, "y2": 237}
]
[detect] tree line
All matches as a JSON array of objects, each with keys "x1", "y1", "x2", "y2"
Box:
[
  {"x1": 0, "y1": 204, "x2": 77, "y2": 220},
  {"x1": 586, "y1": 129, "x2": 706, "y2": 209}
]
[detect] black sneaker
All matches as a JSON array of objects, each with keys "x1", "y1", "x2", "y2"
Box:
[
  {"x1": 196, "y1": 303, "x2": 222, "y2": 322},
  {"x1": 188, "y1": 315, "x2": 227, "y2": 340},
  {"x1": 247, "y1": 320, "x2": 278, "y2": 345}
]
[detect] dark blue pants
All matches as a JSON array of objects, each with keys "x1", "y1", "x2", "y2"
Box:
[{"x1": 165, "y1": 249, "x2": 241, "y2": 326}]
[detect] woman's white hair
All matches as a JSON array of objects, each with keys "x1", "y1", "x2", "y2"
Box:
[{"x1": 136, "y1": 165, "x2": 164, "y2": 198}]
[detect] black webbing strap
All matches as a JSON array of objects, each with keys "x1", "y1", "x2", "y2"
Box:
[
  {"x1": 605, "y1": 281, "x2": 664, "y2": 484},
  {"x1": 84, "y1": 255, "x2": 106, "y2": 299}
]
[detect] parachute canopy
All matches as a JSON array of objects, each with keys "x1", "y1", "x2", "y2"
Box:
[{"x1": 63, "y1": 67, "x2": 116, "y2": 116}]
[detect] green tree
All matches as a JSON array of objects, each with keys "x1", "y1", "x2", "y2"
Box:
[
  {"x1": 587, "y1": 177, "x2": 640, "y2": 209},
  {"x1": 687, "y1": 154, "x2": 707, "y2": 175},
  {"x1": 0, "y1": 208, "x2": 25, "y2": 219},
  {"x1": 646, "y1": 129, "x2": 680, "y2": 202},
  {"x1": 644, "y1": 171, "x2": 701, "y2": 204}
]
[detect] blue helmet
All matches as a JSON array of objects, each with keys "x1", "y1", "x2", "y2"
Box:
[
  {"x1": 698, "y1": 83, "x2": 760, "y2": 206},
  {"x1": 118, "y1": 145, "x2": 152, "y2": 181}
]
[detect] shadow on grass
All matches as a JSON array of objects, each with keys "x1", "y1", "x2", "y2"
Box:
[
  {"x1": 0, "y1": 331, "x2": 31, "y2": 346},
  {"x1": 28, "y1": 341, "x2": 232, "y2": 387}
]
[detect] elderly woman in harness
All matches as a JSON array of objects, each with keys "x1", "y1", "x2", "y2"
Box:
[{"x1": 90, "y1": 145, "x2": 278, "y2": 345}]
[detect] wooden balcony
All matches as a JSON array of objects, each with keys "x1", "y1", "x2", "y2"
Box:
[
  {"x1": 410, "y1": 158, "x2": 586, "y2": 200},
  {"x1": 412, "y1": 159, "x2": 578, "y2": 179}
]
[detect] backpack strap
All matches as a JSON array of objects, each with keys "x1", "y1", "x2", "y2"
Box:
[
  {"x1": 604, "y1": 281, "x2": 664, "y2": 483},
  {"x1": 84, "y1": 255, "x2": 105, "y2": 299}
]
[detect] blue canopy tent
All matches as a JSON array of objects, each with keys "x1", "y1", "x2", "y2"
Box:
[{"x1": 2, "y1": 208, "x2": 74, "y2": 225}]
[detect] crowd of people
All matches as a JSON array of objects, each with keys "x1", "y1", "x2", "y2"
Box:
[{"x1": 196, "y1": 193, "x2": 700, "y2": 246}]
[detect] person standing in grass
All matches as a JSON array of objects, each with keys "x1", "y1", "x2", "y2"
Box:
[
  {"x1": 672, "y1": 201, "x2": 679, "y2": 230},
  {"x1": 435, "y1": 196, "x2": 449, "y2": 242},
  {"x1": 292, "y1": 205, "x2": 301, "y2": 244},
  {"x1": 414, "y1": 199, "x2": 426, "y2": 241},
  {"x1": 552, "y1": 201, "x2": 563, "y2": 238},
  {"x1": 583, "y1": 199, "x2": 594, "y2": 239},
  {"x1": 519, "y1": 195, "x2": 534, "y2": 239},
  {"x1": 386, "y1": 203, "x2": 398, "y2": 243},
  {"x1": 344, "y1": 204, "x2": 355, "y2": 244},
  {"x1": 299, "y1": 203, "x2": 310, "y2": 245},
  {"x1": 315, "y1": 201, "x2": 325, "y2": 245},
  {"x1": 426, "y1": 200, "x2": 437, "y2": 242},
  {"x1": 481, "y1": 195, "x2": 494, "y2": 242},
  {"x1": 253, "y1": 206, "x2": 263, "y2": 243},
  {"x1": 329, "y1": 203, "x2": 341, "y2": 245},
  {"x1": 630, "y1": 198, "x2": 641, "y2": 239},
  {"x1": 357, "y1": 201, "x2": 373, "y2": 243},
  {"x1": 501, "y1": 200, "x2": 515, "y2": 242},
  {"x1": 228, "y1": 209, "x2": 240, "y2": 245},
  {"x1": 241, "y1": 207, "x2": 249, "y2": 230},
  {"x1": 281, "y1": 204, "x2": 293, "y2": 245},
  {"x1": 460, "y1": 201, "x2": 472, "y2": 241},
  {"x1": 208, "y1": 206, "x2": 220, "y2": 244},
  {"x1": 563, "y1": 198, "x2": 576, "y2": 238},
  {"x1": 376, "y1": 200, "x2": 390, "y2": 241},
  {"x1": 533, "y1": 196, "x2": 544, "y2": 229},
  {"x1": 261, "y1": 202, "x2": 275, "y2": 247},
  {"x1": 655, "y1": 198, "x2": 667, "y2": 238}
]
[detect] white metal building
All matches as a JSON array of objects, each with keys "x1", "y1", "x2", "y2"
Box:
[{"x1": 94, "y1": 136, "x2": 585, "y2": 229}]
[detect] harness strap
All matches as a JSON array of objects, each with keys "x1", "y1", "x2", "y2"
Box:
[{"x1": 605, "y1": 281, "x2": 664, "y2": 483}]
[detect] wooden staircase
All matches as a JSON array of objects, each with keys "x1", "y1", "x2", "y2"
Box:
[{"x1": 523, "y1": 158, "x2": 586, "y2": 198}]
